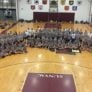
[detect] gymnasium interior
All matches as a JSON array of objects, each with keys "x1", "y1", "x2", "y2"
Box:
[{"x1": 0, "y1": 0, "x2": 92, "y2": 92}]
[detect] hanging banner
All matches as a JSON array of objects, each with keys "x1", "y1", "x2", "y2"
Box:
[
  {"x1": 42, "y1": 0, "x2": 47, "y2": 4},
  {"x1": 61, "y1": 0, "x2": 66, "y2": 5},
  {"x1": 34, "y1": 0, "x2": 39, "y2": 4},
  {"x1": 38, "y1": 5, "x2": 43, "y2": 10},
  {"x1": 64, "y1": 6, "x2": 69, "y2": 11},
  {"x1": 27, "y1": 0, "x2": 32, "y2": 4},
  {"x1": 77, "y1": 0, "x2": 82, "y2": 5},
  {"x1": 31, "y1": 5, "x2": 35, "y2": 10},
  {"x1": 72, "y1": 6, "x2": 77, "y2": 11},
  {"x1": 69, "y1": 0, "x2": 74, "y2": 5}
]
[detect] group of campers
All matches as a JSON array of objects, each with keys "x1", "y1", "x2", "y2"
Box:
[
  {"x1": 0, "y1": 28, "x2": 92, "y2": 58},
  {"x1": 0, "y1": 32, "x2": 27, "y2": 58}
]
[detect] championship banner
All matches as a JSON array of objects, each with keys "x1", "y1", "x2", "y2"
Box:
[
  {"x1": 27, "y1": 0, "x2": 31, "y2": 4},
  {"x1": 77, "y1": 0, "x2": 82, "y2": 5},
  {"x1": 38, "y1": 5, "x2": 43, "y2": 10},
  {"x1": 34, "y1": 0, "x2": 39, "y2": 4},
  {"x1": 64, "y1": 6, "x2": 69, "y2": 11},
  {"x1": 42, "y1": 0, "x2": 47, "y2": 4},
  {"x1": 31, "y1": 5, "x2": 35, "y2": 10},
  {"x1": 72, "y1": 6, "x2": 77, "y2": 11},
  {"x1": 61, "y1": 0, "x2": 66, "y2": 5},
  {"x1": 69, "y1": 0, "x2": 74, "y2": 5}
]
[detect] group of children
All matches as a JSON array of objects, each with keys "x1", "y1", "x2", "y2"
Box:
[
  {"x1": 26, "y1": 28, "x2": 92, "y2": 53},
  {"x1": 0, "y1": 32, "x2": 27, "y2": 58},
  {"x1": 0, "y1": 28, "x2": 92, "y2": 58}
]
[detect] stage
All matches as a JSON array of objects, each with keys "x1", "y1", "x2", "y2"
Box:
[{"x1": 44, "y1": 22, "x2": 61, "y2": 29}]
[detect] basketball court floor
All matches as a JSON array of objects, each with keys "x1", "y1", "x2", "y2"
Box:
[{"x1": 0, "y1": 22, "x2": 92, "y2": 92}]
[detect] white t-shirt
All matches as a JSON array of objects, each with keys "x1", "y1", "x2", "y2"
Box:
[
  {"x1": 71, "y1": 33, "x2": 75, "y2": 39},
  {"x1": 88, "y1": 32, "x2": 92, "y2": 38}
]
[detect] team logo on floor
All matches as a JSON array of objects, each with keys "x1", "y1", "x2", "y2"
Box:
[
  {"x1": 61, "y1": 0, "x2": 66, "y2": 5},
  {"x1": 69, "y1": 0, "x2": 74, "y2": 5},
  {"x1": 22, "y1": 73, "x2": 76, "y2": 92}
]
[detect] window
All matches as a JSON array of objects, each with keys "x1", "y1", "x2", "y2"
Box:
[
  {"x1": 2, "y1": 0, "x2": 16, "y2": 8},
  {"x1": 0, "y1": 0, "x2": 3, "y2": 8}
]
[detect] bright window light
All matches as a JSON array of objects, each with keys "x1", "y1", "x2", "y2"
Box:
[{"x1": 3, "y1": 0, "x2": 9, "y2": 3}]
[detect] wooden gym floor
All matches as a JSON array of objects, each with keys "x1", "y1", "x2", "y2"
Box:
[
  {"x1": 0, "y1": 22, "x2": 92, "y2": 92},
  {"x1": 0, "y1": 20, "x2": 14, "y2": 33}
]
